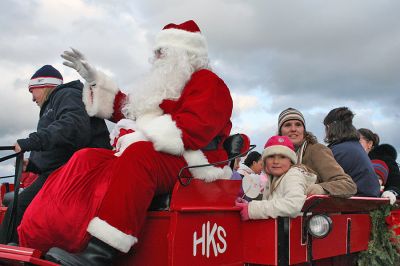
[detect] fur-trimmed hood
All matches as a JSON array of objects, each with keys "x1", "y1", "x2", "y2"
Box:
[
  {"x1": 369, "y1": 143, "x2": 400, "y2": 180},
  {"x1": 369, "y1": 144, "x2": 397, "y2": 161}
]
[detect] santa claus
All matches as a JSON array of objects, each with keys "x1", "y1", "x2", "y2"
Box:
[{"x1": 18, "y1": 20, "x2": 233, "y2": 265}]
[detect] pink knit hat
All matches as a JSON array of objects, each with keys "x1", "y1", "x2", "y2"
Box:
[{"x1": 262, "y1": 135, "x2": 297, "y2": 164}]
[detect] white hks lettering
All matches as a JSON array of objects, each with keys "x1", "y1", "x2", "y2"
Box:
[{"x1": 193, "y1": 221, "x2": 227, "y2": 258}]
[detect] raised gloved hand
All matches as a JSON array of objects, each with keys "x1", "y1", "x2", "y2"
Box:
[
  {"x1": 61, "y1": 48, "x2": 97, "y2": 85},
  {"x1": 235, "y1": 197, "x2": 250, "y2": 221},
  {"x1": 114, "y1": 131, "x2": 148, "y2": 157},
  {"x1": 306, "y1": 184, "x2": 327, "y2": 196},
  {"x1": 382, "y1": 190, "x2": 397, "y2": 205}
]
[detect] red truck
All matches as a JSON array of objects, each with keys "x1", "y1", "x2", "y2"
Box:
[{"x1": 0, "y1": 178, "x2": 396, "y2": 266}]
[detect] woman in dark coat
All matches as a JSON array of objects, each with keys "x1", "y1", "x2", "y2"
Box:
[{"x1": 323, "y1": 107, "x2": 380, "y2": 197}]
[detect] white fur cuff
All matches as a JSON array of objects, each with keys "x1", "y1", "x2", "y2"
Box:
[
  {"x1": 137, "y1": 114, "x2": 184, "y2": 155},
  {"x1": 183, "y1": 150, "x2": 232, "y2": 182},
  {"x1": 87, "y1": 217, "x2": 138, "y2": 253},
  {"x1": 82, "y1": 71, "x2": 119, "y2": 119}
]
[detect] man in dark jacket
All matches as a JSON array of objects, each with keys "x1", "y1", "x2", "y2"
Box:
[{"x1": 0, "y1": 65, "x2": 111, "y2": 244}]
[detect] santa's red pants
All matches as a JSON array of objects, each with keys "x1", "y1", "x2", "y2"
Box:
[
  {"x1": 92, "y1": 141, "x2": 187, "y2": 250},
  {"x1": 19, "y1": 141, "x2": 187, "y2": 253}
]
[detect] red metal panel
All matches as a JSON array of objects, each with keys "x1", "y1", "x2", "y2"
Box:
[
  {"x1": 170, "y1": 179, "x2": 241, "y2": 211},
  {"x1": 289, "y1": 216, "x2": 307, "y2": 265},
  {"x1": 0, "y1": 206, "x2": 7, "y2": 225},
  {"x1": 302, "y1": 195, "x2": 389, "y2": 213},
  {"x1": 169, "y1": 179, "x2": 244, "y2": 265},
  {"x1": 348, "y1": 214, "x2": 371, "y2": 253},
  {"x1": 312, "y1": 214, "x2": 348, "y2": 260},
  {"x1": 117, "y1": 180, "x2": 244, "y2": 266},
  {"x1": 0, "y1": 244, "x2": 42, "y2": 258},
  {"x1": 0, "y1": 183, "x2": 14, "y2": 204},
  {"x1": 242, "y1": 219, "x2": 276, "y2": 265},
  {"x1": 115, "y1": 212, "x2": 171, "y2": 266},
  {"x1": 0, "y1": 244, "x2": 58, "y2": 265},
  {"x1": 170, "y1": 211, "x2": 243, "y2": 266}
]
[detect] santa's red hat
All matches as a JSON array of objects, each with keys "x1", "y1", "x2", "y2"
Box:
[{"x1": 154, "y1": 20, "x2": 208, "y2": 57}]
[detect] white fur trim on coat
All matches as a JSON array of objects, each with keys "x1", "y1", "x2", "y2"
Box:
[
  {"x1": 114, "y1": 131, "x2": 149, "y2": 157},
  {"x1": 135, "y1": 113, "x2": 231, "y2": 181},
  {"x1": 183, "y1": 150, "x2": 232, "y2": 182},
  {"x1": 155, "y1": 29, "x2": 208, "y2": 57},
  {"x1": 87, "y1": 217, "x2": 137, "y2": 253},
  {"x1": 82, "y1": 71, "x2": 119, "y2": 119},
  {"x1": 137, "y1": 114, "x2": 184, "y2": 156}
]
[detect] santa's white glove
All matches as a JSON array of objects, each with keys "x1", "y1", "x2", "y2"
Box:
[
  {"x1": 61, "y1": 48, "x2": 97, "y2": 85},
  {"x1": 114, "y1": 131, "x2": 149, "y2": 157},
  {"x1": 382, "y1": 190, "x2": 397, "y2": 205},
  {"x1": 110, "y1": 119, "x2": 138, "y2": 147}
]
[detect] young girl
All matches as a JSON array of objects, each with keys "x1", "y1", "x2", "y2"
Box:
[
  {"x1": 237, "y1": 151, "x2": 263, "y2": 177},
  {"x1": 236, "y1": 135, "x2": 316, "y2": 220}
]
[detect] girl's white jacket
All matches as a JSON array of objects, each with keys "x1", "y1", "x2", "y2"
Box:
[{"x1": 248, "y1": 166, "x2": 317, "y2": 219}]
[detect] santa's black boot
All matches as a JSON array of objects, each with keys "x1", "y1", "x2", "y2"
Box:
[{"x1": 45, "y1": 237, "x2": 118, "y2": 266}]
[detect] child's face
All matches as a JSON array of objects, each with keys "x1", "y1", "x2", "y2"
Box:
[
  {"x1": 264, "y1": 154, "x2": 292, "y2": 177},
  {"x1": 251, "y1": 159, "x2": 263, "y2": 174}
]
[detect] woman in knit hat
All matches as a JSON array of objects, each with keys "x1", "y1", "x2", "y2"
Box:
[
  {"x1": 277, "y1": 108, "x2": 356, "y2": 197},
  {"x1": 235, "y1": 135, "x2": 316, "y2": 220},
  {"x1": 323, "y1": 107, "x2": 380, "y2": 197}
]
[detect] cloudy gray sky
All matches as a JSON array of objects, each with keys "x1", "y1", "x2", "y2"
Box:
[{"x1": 1, "y1": 0, "x2": 400, "y2": 177}]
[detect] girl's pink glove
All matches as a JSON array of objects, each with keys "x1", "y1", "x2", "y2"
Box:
[{"x1": 235, "y1": 197, "x2": 250, "y2": 221}]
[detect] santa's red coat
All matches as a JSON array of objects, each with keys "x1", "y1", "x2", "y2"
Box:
[{"x1": 18, "y1": 69, "x2": 233, "y2": 253}]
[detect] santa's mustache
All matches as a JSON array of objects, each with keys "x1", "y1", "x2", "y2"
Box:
[{"x1": 121, "y1": 48, "x2": 194, "y2": 119}]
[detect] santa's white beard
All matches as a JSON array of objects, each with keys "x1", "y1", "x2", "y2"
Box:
[{"x1": 122, "y1": 48, "x2": 196, "y2": 119}]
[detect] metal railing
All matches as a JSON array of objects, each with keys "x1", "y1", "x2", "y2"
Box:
[{"x1": 0, "y1": 146, "x2": 24, "y2": 243}]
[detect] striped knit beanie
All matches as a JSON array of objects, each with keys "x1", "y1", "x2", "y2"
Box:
[
  {"x1": 371, "y1": 159, "x2": 389, "y2": 185},
  {"x1": 278, "y1": 108, "x2": 306, "y2": 133},
  {"x1": 29, "y1": 65, "x2": 63, "y2": 92}
]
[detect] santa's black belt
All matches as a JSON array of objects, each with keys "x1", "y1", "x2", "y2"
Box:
[{"x1": 202, "y1": 136, "x2": 221, "y2": 151}]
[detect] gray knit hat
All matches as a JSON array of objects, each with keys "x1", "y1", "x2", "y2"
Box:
[{"x1": 278, "y1": 108, "x2": 306, "y2": 133}]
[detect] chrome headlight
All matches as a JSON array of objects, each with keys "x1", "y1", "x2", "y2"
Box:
[{"x1": 307, "y1": 214, "x2": 332, "y2": 238}]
